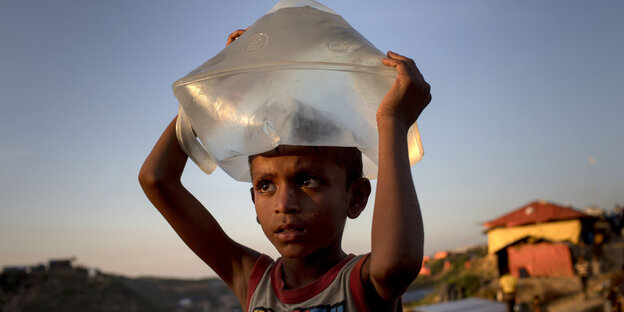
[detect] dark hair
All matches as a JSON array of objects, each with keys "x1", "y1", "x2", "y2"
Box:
[
  {"x1": 248, "y1": 145, "x2": 363, "y2": 189},
  {"x1": 318, "y1": 146, "x2": 363, "y2": 188}
]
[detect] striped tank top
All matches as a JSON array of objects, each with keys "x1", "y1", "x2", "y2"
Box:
[{"x1": 246, "y1": 254, "x2": 369, "y2": 312}]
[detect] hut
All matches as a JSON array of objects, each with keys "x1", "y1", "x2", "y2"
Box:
[
  {"x1": 49, "y1": 257, "x2": 76, "y2": 271},
  {"x1": 483, "y1": 200, "x2": 592, "y2": 277}
]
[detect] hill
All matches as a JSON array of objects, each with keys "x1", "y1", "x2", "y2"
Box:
[{"x1": 0, "y1": 263, "x2": 241, "y2": 312}]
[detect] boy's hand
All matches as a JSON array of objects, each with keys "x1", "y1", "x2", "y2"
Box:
[
  {"x1": 226, "y1": 28, "x2": 248, "y2": 46},
  {"x1": 378, "y1": 51, "x2": 431, "y2": 129}
]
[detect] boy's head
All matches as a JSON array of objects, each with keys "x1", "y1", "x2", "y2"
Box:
[{"x1": 248, "y1": 145, "x2": 371, "y2": 259}]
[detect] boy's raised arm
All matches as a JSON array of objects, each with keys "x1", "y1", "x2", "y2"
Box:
[
  {"x1": 138, "y1": 116, "x2": 260, "y2": 304},
  {"x1": 365, "y1": 51, "x2": 431, "y2": 300}
]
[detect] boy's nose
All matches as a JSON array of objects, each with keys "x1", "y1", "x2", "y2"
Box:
[{"x1": 274, "y1": 186, "x2": 301, "y2": 214}]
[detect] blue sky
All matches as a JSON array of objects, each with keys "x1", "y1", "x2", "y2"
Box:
[{"x1": 1, "y1": 0, "x2": 622, "y2": 278}]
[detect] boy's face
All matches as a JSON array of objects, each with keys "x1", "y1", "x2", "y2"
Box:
[{"x1": 250, "y1": 146, "x2": 361, "y2": 259}]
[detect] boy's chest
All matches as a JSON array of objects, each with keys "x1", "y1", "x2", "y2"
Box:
[{"x1": 248, "y1": 255, "x2": 365, "y2": 312}]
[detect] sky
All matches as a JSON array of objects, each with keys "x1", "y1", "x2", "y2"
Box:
[{"x1": 1, "y1": 0, "x2": 622, "y2": 279}]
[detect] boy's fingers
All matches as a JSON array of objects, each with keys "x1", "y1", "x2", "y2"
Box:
[
  {"x1": 383, "y1": 59, "x2": 409, "y2": 78},
  {"x1": 383, "y1": 57, "x2": 430, "y2": 97},
  {"x1": 382, "y1": 57, "x2": 422, "y2": 79},
  {"x1": 387, "y1": 52, "x2": 418, "y2": 78},
  {"x1": 382, "y1": 57, "x2": 408, "y2": 68},
  {"x1": 226, "y1": 29, "x2": 247, "y2": 46},
  {"x1": 387, "y1": 51, "x2": 407, "y2": 60},
  {"x1": 229, "y1": 29, "x2": 246, "y2": 39},
  {"x1": 387, "y1": 51, "x2": 416, "y2": 66}
]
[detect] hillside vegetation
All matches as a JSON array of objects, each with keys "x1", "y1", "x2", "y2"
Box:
[{"x1": 0, "y1": 266, "x2": 241, "y2": 312}]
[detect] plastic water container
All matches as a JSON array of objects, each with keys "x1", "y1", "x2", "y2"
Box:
[{"x1": 174, "y1": 0, "x2": 423, "y2": 182}]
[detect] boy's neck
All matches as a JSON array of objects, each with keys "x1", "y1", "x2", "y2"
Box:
[{"x1": 280, "y1": 248, "x2": 347, "y2": 289}]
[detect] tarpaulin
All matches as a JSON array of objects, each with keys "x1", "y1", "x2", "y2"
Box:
[
  {"x1": 487, "y1": 219, "x2": 581, "y2": 254},
  {"x1": 507, "y1": 242, "x2": 574, "y2": 277}
]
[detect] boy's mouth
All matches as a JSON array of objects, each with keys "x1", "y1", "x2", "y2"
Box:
[{"x1": 275, "y1": 224, "x2": 305, "y2": 242}]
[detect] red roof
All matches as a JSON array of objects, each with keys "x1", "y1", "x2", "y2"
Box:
[{"x1": 483, "y1": 200, "x2": 590, "y2": 230}]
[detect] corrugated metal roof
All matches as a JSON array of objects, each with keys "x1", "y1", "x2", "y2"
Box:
[
  {"x1": 411, "y1": 298, "x2": 506, "y2": 312},
  {"x1": 483, "y1": 200, "x2": 590, "y2": 230}
]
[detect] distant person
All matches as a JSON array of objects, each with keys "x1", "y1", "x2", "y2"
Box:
[
  {"x1": 607, "y1": 285, "x2": 621, "y2": 312},
  {"x1": 575, "y1": 256, "x2": 590, "y2": 299},
  {"x1": 454, "y1": 284, "x2": 465, "y2": 300},
  {"x1": 530, "y1": 295, "x2": 542, "y2": 312},
  {"x1": 446, "y1": 283, "x2": 463, "y2": 301},
  {"x1": 139, "y1": 27, "x2": 431, "y2": 311},
  {"x1": 609, "y1": 265, "x2": 624, "y2": 312},
  {"x1": 577, "y1": 241, "x2": 590, "y2": 259},
  {"x1": 440, "y1": 282, "x2": 450, "y2": 302},
  {"x1": 499, "y1": 269, "x2": 517, "y2": 312},
  {"x1": 593, "y1": 233, "x2": 605, "y2": 260},
  {"x1": 591, "y1": 254, "x2": 601, "y2": 276}
]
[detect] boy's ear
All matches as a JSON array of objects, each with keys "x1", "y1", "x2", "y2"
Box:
[
  {"x1": 347, "y1": 178, "x2": 371, "y2": 219},
  {"x1": 250, "y1": 187, "x2": 255, "y2": 204}
]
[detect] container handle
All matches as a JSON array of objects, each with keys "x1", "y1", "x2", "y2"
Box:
[{"x1": 176, "y1": 105, "x2": 217, "y2": 174}]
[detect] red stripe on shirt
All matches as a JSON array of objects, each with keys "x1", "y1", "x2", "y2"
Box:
[
  {"x1": 246, "y1": 254, "x2": 274, "y2": 311},
  {"x1": 349, "y1": 254, "x2": 370, "y2": 312},
  {"x1": 271, "y1": 254, "x2": 356, "y2": 304}
]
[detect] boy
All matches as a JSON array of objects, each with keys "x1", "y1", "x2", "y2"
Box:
[{"x1": 139, "y1": 29, "x2": 431, "y2": 311}]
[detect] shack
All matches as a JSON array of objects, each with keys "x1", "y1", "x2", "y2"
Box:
[{"x1": 483, "y1": 200, "x2": 593, "y2": 277}]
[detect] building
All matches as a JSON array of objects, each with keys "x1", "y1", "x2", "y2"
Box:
[
  {"x1": 434, "y1": 251, "x2": 449, "y2": 260},
  {"x1": 483, "y1": 200, "x2": 593, "y2": 277},
  {"x1": 49, "y1": 257, "x2": 76, "y2": 270},
  {"x1": 419, "y1": 256, "x2": 432, "y2": 276}
]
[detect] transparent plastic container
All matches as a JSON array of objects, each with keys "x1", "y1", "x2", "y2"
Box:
[{"x1": 174, "y1": 0, "x2": 423, "y2": 182}]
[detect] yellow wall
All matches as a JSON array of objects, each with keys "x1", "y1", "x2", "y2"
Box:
[{"x1": 487, "y1": 219, "x2": 581, "y2": 254}]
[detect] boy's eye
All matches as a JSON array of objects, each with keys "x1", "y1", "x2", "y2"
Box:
[
  {"x1": 299, "y1": 176, "x2": 320, "y2": 188},
  {"x1": 257, "y1": 181, "x2": 276, "y2": 193}
]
